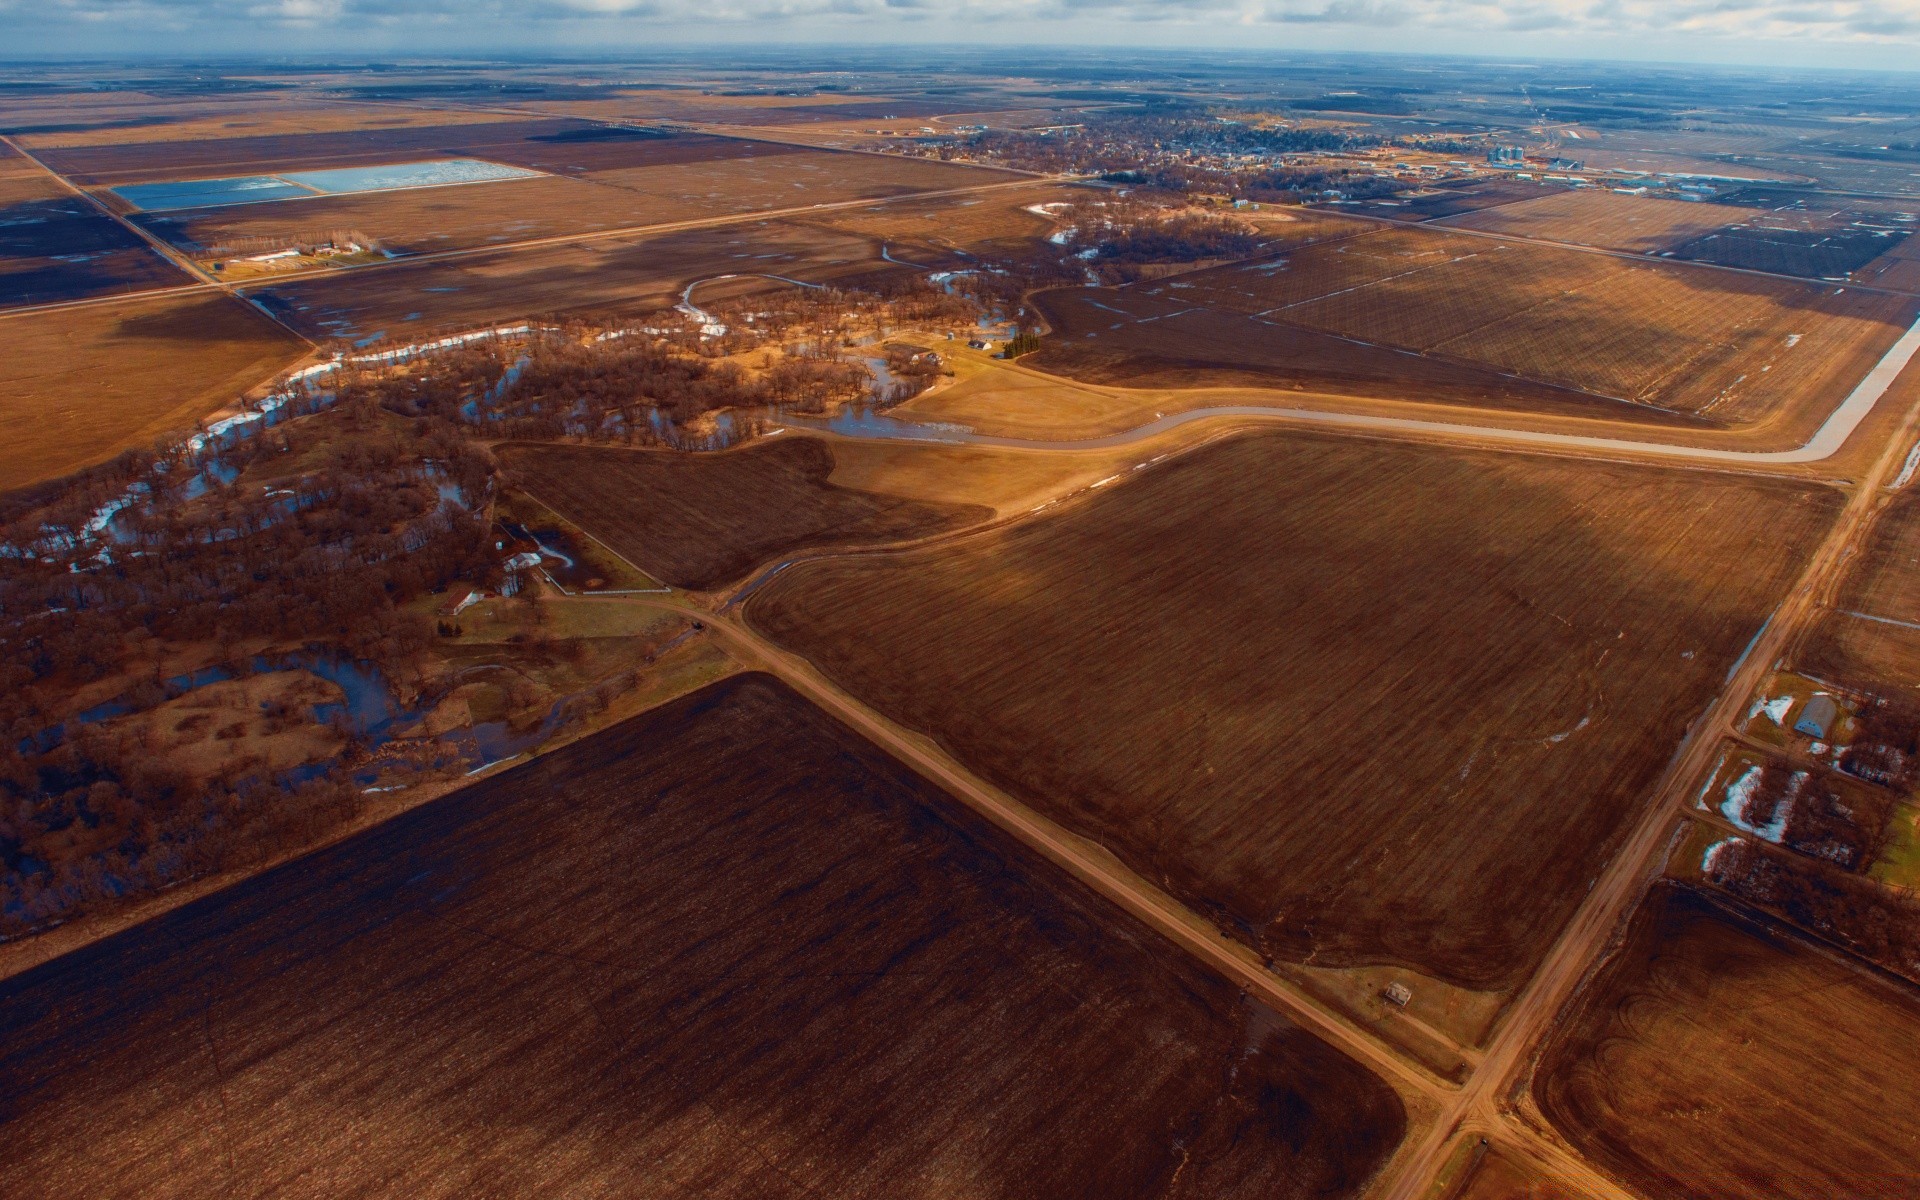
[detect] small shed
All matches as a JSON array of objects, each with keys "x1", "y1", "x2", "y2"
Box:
[{"x1": 1795, "y1": 695, "x2": 1838, "y2": 739}]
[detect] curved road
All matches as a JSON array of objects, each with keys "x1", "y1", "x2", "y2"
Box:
[{"x1": 791, "y1": 313, "x2": 1920, "y2": 466}]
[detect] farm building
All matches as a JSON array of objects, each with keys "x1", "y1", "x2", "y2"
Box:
[{"x1": 1795, "y1": 695, "x2": 1838, "y2": 738}]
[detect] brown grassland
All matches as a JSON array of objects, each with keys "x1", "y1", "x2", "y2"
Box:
[
  {"x1": 1858, "y1": 232, "x2": 1920, "y2": 294},
  {"x1": 1033, "y1": 225, "x2": 1918, "y2": 429},
  {"x1": 746, "y1": 430, "x2": 1838, "y2": 993},
  {"x1": 1799, "y1": 485, "x2": 1920, "y2": 692},
  {"x1": 1029, "y1": 285, "x2": 1670, "y2": 422},
  {"x1": 1440, "y1": 189, "x2": 1751, "y2": 252},
  {"x1": 0, "y1": 673, "x2": 1406, "y2": 1200},
  {"x1": 144, "y1": 145, "x2": 1010, "y2": 259},
  {"x1": 1450, "y1": 1147, "x2": 1567, "y2": 1200},
  {"x1": 247, "y1": 220, "x2": 897, "y2": 340},
  {"x1": 0, "y1": 292, "x2": 306, "y2": 489},
  {"x1": 12, "y1": 103, "x2": 524, "y2": 150},
  {"x1": 498, "y1": 437, "x2": 993, "y2": 590},
  {"x1": 1535, "y1": 884, "x2": 1920, "y2": 1199}
]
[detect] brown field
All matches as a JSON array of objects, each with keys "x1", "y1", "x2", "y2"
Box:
[
  {"x1": 1339, "y1": 179, "x2": 1566, "y2": 222},
  {"x1": 125, "y1": 136, "x2": 1009, "y2": 261},
  {"x1": 0, "y1": 170, "x2": 188, "y2": 307},
  {"x1": 1036, "y1": 225, "x2": 1918, "y2": 428},
  {"x1": 790, "y1": 181, "x2": 1088, "y2": 260},
  {"x1": 0, "y1": 292, "x2": 307, "y2": 488},
  {"x1": 13, "y1": 102, "x2": 524, "y2": 150},
  {"x1": 499, "y1": 438, "x2": 993, "y2": 590},
  {"x1": 1858, "y1": 232, "x2": 1920, "y2": 294},
  {"x1": 39, "y1": 117, "x2": 600, "y2": 185},
  {"x1": 746, "y1": 430, "x2": 1838, "y2": 992},
  {"x1": 1536, "y1": 884, "x2": 1920, "y2": 1199},
  {"x1": 248, "y1": 218, "x2": 900, "y2": 340},
  {"x1": 1451, "y1": 1147, "x2": 1569, "y2": 1200},
  {"x1": 0, "y1": 673, "x2": 1406, "y2": 1200},
  {"x1": 1030, "y1": 284, "x2": 1699, "y2": 424},
  {"x1": 1799, "y1": 485, "x2": 1920, "y2": 690},
  {"x1": 1440, "y1": 189, "x2": 1748, "y2": 253}
]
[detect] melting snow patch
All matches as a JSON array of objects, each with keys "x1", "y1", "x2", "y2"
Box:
[
  {"x1": 1720, "y1": 765, "x2": 1796, "y2": 843},
  {"x1": 1747, "y1": 695, "x2": 1793, "y2": 725},
  {"x1": 1702, "y1": 837, "x2": 1740, "y2": 873}
]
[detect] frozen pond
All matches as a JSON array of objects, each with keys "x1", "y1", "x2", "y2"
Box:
[
  {"x1": 111, "y1": 159, "x2": 544, "y2": 213},
  {"x1": 112, "y1": 175, "x2": 316, "y2": 212},
  {"x1": 282, "y1": 159, "x2": 543, "y2": 195}
]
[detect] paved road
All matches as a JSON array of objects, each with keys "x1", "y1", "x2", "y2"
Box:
[
  {"x1": 0, "y1": 159, "x2": 1047, "y2": 323},
  {"x1": 1373, "y1": 349, "x2": 1920, "y2": 1200},
  {"x1": 793, "y1": 312, "x2": 1920, "y2": 468}
]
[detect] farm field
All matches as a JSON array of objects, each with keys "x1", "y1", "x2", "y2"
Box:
[
  {"x1": 499, "y1": 438, "x2": 992, "y2": 590},
  {"x1": 1335, "y1": 178, "x2": 1566, "y2": 222},
  {"x1": 0, "y1": 673, "x2": 1407, "y2": 1200},
  {"x1": 1439, "y1": 189, "x2": 1749, "y2": 253},
  {"x1": 1858, "y1": 231, "x2": 1920, "y2": 294},
  {"x1": 0, "y1": 160, "x2": 188, "y2": 307},
  {"x1": 1450, "y1": 1147, "x2": 1562, "y2": 1200},
  {"x1": 1798, "y1": 485, "x2": 1920, "y2": 690},
  {"x1": 139, "y1": 139, "x2": 1009, "y2": 260},
  {"x1": 1034, "y1": 224, "x2": 1919, "y2": 429},
  {"x1": 746, "y1": 430, "x2": 1838, "y2": 993},
  {"x1": 1029, "y1": 283, "x2": 1705, "y2": 423},
  {"x1": 246, "y1": 218, "x2": 897, "y2": 341},
  {"x1": 1535, "y1": 884, "x2": 1920, "y2": 1200},
  {"x1": 37, "y1": 117, "x2": 638, "y2": 186},
  {"x1": 10, "y1": 101, "x2": 525, "y2": 150},
  {"x1": 0, "y1": 292, "x2": 306, "y2": 489}
]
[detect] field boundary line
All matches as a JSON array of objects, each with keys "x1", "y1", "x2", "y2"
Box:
[
  {"x1": 219, "y1": 175, "x2": 1055, "y2": 297},
  {"x1": 696, "y1": 602, "x2": 1457, "y2": 1103},
  {"x1": 512, "y1": 478, "x2": 1456, "y2": 1099}
]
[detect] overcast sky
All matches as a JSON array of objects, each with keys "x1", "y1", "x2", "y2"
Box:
[{"x1": 4, "y1": 0, "x2": 1920, "y2": 72}]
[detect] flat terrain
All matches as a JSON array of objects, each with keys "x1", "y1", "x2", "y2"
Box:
[
  {"x1": 0, "y1": 673, "x2": 1406, "y2": 1200},
  {"x1": 247, "y1": 219, "x2": 896, "y2": 340},
  {"x1": 1033, "y1": 225, "x2": 1918, "y2": 430},
  {"x1": 1799, "y1": 485, "x2": 1920, "y2": 690},
  {"x1": 139, "y1": 138, "x2": 1006, "y2": 260},
  {"x1": 747, "y1": 430, "x2": 1838, "y2": 992},
  {"x1": 0, "y1": 292, "x2": 306, "y2": 489},
  {"x1": 1451, "y1": 1147, "x2": 1564, "y2": 1200},
  {"x1": 499, "y1": 438, "x2": 993, "y2": 590},
  {"x1": 1536, "y1": 884, "x2": 1920, "y2": 1199},
  {"x1": 0, "y1": 156, "x2": 186, "y2": 307},
  {"x1": 1440, "y1": 189, "x2": 1748, "y2": 254}
]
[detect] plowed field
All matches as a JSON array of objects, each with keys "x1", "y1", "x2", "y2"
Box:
[
  {"x1": 748, "y1": 430, "x2": 1837, "y2": 991},
  {"x1": 0, "y1": 673, "x2": 1407, "y2": 1200}
]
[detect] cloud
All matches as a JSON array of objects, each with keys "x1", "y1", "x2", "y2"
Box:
[{"x1": 3, "y1": 0, "x2": 1920, "y2": 58}]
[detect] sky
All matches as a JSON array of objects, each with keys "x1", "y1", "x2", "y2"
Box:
[{"x1": 4, "y1": 0, "x2": 1920, "y2": 72}]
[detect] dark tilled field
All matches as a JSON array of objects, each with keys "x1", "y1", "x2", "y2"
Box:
[
  {"x1": 747, "y1": 430, "x2": 1838, "y2": 991},
  {"x1": 1673, "y1": 226, "x2": 1903, "y2": 282},
  {"x1": 1536, "y1": 884, "x2": 1920, "y2": 1199},
  {"x1": 1027, "y1": 286, "x2": 1673, "y2": 423},
  {"x1": 0, "y1": 195, "x2": 186, "y2": 307},
  {"x1": 0, "y1": 673, "x2": 1407, "y2": 1200},
  {"x1": 39, "y1": 117, "x2": 708, "y2": 185},
  {"x1": 500, "y1": 437, "x2": 992, "y2": 590}
]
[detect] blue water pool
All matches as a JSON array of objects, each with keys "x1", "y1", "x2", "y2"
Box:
[{"x1": 111, "y1": 176, "x2": 316, "y2": 212}]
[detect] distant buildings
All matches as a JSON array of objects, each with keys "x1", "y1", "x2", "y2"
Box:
[{"x1": 1487, "y1": 145, "x2": 1526, "y2": 166}]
